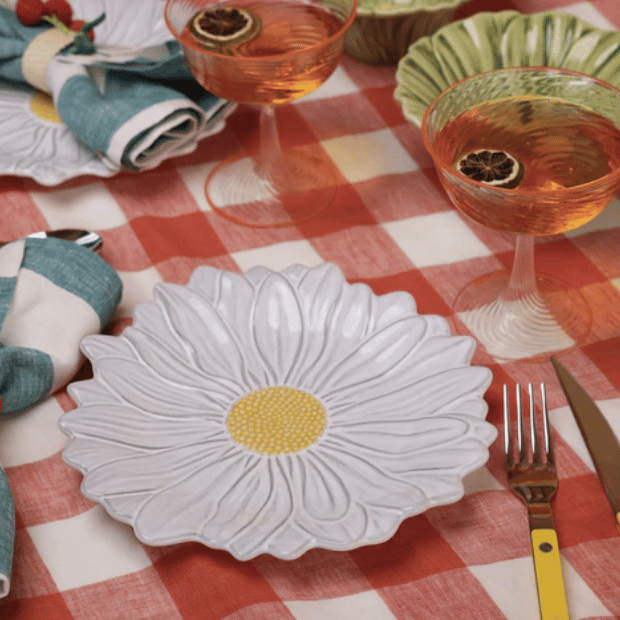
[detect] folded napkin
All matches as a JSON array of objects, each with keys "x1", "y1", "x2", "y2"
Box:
[
  {"x1": 0, "y1": 6, "x2": 234, "y2": 172},
  {"x1": 0, "y1": 235, "x2": 122, "y2": 597},
  {"x1": 0, "y1": 467, "x2": 14, "y2": 599},
  {"x1": 0, "y1": 236, "x2": 122, "y2": 414}
]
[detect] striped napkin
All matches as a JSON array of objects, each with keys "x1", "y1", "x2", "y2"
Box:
[
  {"x1": 0, "y1": 236, "x2": 122, "y2": 597},
  {"x1": 0, "y1": 467, "x2": 12, "y2": 599},
  {"x1": 0, "y1": 236, "x2": 122, "y2": 413},
  {"x1": 0, "y1": 6, "x2": 234, "y2": 172}
]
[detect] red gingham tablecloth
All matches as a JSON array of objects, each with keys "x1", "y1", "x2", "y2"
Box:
[{"x1": 2, "y1": 0, "x2": 620, "y2": 617}]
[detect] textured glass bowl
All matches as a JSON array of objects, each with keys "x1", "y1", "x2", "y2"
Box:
[
  {"x1": 61, "y1": 263, "x2": 496, "y2": 560},
  {"x1": 344, "y1": 0, "x2": 467, "y2": 64},
  {"x1": 395, "y1": 10, "x2": 620, "y2": 126}
]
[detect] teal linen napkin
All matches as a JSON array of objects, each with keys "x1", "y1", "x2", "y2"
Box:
[
  {"x1": 0, "y1": 468, "x2": 14, "y2": 599},
  {"x1": 0, "y1": 235, "x2": 122, "y2": 597},
  {"x1": 0, "y1": 237, "x2": 122, "y2": 414},
  {"x1": 0, "y1": 6, "x2": 234, "y2": 172}
]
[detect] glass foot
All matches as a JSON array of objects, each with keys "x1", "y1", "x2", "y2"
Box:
[
  {"x1": 205, "y1": 145, "x2": 338, "y2": 227},
  {"x1": 453, "y1": 271, "x2": 592, "y2": 362}
]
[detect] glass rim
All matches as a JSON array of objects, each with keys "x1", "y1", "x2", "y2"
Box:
[
  {"x1": 420, "y1": 65, "x2": 620, "y2": 197},
  {"x1": 164, "y1": 0, "x2": 358, "y2": 62}
]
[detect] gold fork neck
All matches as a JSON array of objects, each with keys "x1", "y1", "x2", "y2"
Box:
[{"x1": 527, "y1": 503, "x2": 556, "y2": 531}]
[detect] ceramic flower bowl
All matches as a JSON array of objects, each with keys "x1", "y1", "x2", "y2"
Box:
[
  {"x1": 344, "y1": 0, "x2": 468, "y2": 65},
  {"x1": 395, "y1": 10, "x2": 620, "y2": 126},
  {"x1": 61, "y1": 263, "x2": 496, "y2": 561}
]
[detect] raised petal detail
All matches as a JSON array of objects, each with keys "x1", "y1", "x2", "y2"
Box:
[
  {"x1": 372, "y1": 290, "x2": 419, "y2": 330},
  {"x1": 293, "y1": 496, "x2": 370, "y2": 547},
  {"x1": 101, "y1": 491, "x2": 153, "y2": 522},
  {"x1": 244, "y1": 265, "x2": 275, "y2": 287},
  {"x1": 68, "y1": 376, "x2": 123, "y2": 406},
  {"x1": 299, "y1": 281, "x2": 374, "y2": 392},
  {"x1": 62, "y1": 438, "x2": 138, "y2": 474},
  {"x1": 252, "y1": 273, "x2": 304, "y2": 385},
  {"x1": 221, "y1": 460, "x2": 295, "y2": 559},
  {"x1": 123, "y1": 326, "x2": 239, "y2": 405},
  {"x1": 134, "y1": 449, "x2": 262, "y2": 543},
  {"x1": 131, "y1": 296, "x2": 194, "y2": 365},
  {"x1": 60, "y1": 404, "x2": 223, "y2": 448},
  {"x1": 84, "y1": 440, "x2": 234, "y2": 500},
  {"x1": 398, "y1": 437, "x2": 492, "y2": 474},
  {"x1": 327, "y1": 416, "x2": 476, "y2": 458},
  {"x1": 287, "y1": 451, "x2": 351, "y2": 521},
  {"x1": 261, "y1": 522, "x2": 316, "y2": 558},
  {"x1": 80, "y1": 333, "x2": 135, "y2": 361},
  {"x1": 311, "y1": 445, "x2": 427, "y2": 513},
  {"x1": 92, "y1": 357, "x2": 222, "y2": 417},
  {"x1": 317, "y1": 316, "x2": 428, "y2": 398},
  {"x1": 326, "y1": 331, "x2": 479, "y2": 409},
  {"x1": 286, "y1": 264, "x2": 345, "y2": 386},
  {"x1": 156, "y1": 283, "x2": 251, "y2": 389},
  {"x1": 188, "y1": 267, "x2": 258, "y2": 354},
  {"x1": 329, "y1": 366, "x2": 491, "y2": 424}
]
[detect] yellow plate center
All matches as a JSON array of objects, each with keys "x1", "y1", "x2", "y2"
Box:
[
  {"x1": 227, "y1": 386, "x2": 326, "y2": 455},
  {"x1": 29, "y1": 91, "x2": 62, "y2": 124}
]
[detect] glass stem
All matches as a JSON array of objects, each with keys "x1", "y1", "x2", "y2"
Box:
[
  {"x1": 258, "y1": 104, "x2": 281, "y2": 181},
  {"x1": 505, "y1": 234, "x2": 537, "y2": 298}
]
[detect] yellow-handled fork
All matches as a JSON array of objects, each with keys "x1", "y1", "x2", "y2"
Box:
[{"x1": 503, "y1": 383, "x2": 569, "y2": 620}]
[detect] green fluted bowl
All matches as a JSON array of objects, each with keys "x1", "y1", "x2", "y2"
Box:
[
  {"x1": 395, "y1": 10, "x2": 620, "y2": 126},
  {"x1": 344, "y1": 0, "x2": 468, "y2": 65}
]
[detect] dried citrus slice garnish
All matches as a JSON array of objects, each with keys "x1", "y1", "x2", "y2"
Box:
[
  {"x1": 188, "y1": 6, "x2": 261, "y2": 52},
  {"x1": 456, "y1": 149, "x2": 524, "y2": 189}
]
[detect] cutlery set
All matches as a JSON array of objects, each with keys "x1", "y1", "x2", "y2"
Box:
[
  {"x1": 504, "y1": 360, "x2": 620, "y2": 619},
  {"x1": 7, "y1": 227, "x2": 617, "y2": 620},
  {"x1": 8, "y1": 229, "x2": 616, "y2": 619}
]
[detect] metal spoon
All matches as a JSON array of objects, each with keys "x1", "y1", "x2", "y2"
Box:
[{"x1": 0, "y1": 229, "x2": 103, "y2": 253}]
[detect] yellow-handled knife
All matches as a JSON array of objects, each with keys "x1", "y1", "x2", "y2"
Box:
[{"x1": 551, "y1": 357, "x2": 620, "y2": 532}]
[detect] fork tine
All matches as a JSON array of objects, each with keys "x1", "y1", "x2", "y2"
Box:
[
  {"x1": 528, "y1": 383, "x2": 542, "y2": 464},
  {"x1": 540, "y1": 383, "x2": 553, "y2": 465},
  {"x1": 503, "y1": 385, "x2": 513, "y2": 466},
  {"x1": 515, "y1": 384, "x2": 527, "y2": 465}
]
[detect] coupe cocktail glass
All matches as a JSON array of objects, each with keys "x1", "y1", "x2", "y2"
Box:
[
  {"x1": 165, "y1": 0, "x2": 356, "y2": 227},
  {"x1": 422, "y1": 67, "x2": 620, "y2": 361}
]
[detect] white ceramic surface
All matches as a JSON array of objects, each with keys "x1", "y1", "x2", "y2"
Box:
[
  {"x1": 62, "y1": 263, "x2": 496, "y2": 560},
  {"x1": 0, "y1": 82, "x2": 115, "y2": 185}
]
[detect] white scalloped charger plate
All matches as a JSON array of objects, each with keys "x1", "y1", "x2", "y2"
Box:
[
  {"x1": 395, "y1": 10, "x2": 620, "y2": 127},
  {"x1": 61, "y1": 263, "x2": 496, "y2": 560}
]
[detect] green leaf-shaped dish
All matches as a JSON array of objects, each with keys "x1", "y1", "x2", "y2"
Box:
[{"x1": 395, "y1": 10, "x2": 620, "y2": 126}]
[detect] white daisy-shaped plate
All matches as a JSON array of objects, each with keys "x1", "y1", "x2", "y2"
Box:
[
  {"x1": 0, "y1": 81, "x2": 115, "y2": 184},
  {"x1": 0, "y1": 0, "x2": 195, "y2": 185},
  {"x1": 61, "y1": 263, "x2": 496, "y2": 561}
]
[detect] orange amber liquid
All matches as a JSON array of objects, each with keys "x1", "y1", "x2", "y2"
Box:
[
  {"x1": 434, "y1": 95, "x2": 620, "y2": 235},
  {"x1": 181, "y1": 0, "x2": 345, "y2": 104}
]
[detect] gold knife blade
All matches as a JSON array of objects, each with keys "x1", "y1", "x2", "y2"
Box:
[{"x1": 551, "y1": 357, "x2": 620, "y2": 531}]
